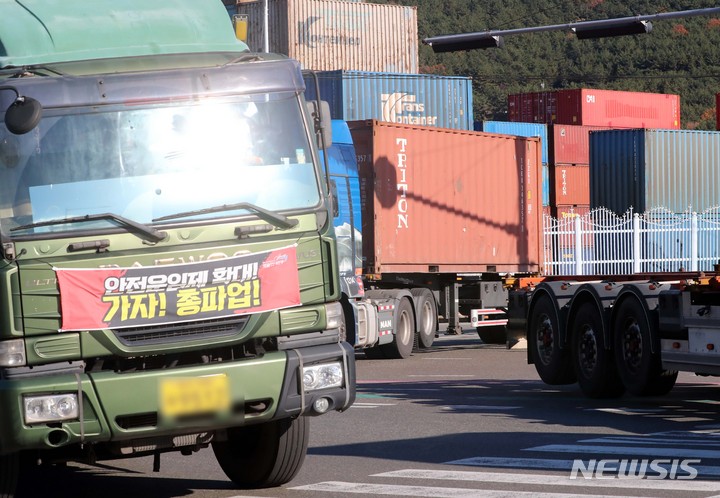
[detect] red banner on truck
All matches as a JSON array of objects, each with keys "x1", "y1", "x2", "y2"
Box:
[{"x1": 55, "y1": 246, "x2": 301, "y2": 331}]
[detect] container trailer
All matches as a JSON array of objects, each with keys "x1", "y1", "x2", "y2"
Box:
[
  {"x1": 326, "y1": 121, "x2": 720, "y2": 403},
  {"x1": 515, "y1": 127, "x2": 720, "y2": 398},
  {"x1": 323, "y1": 119, "x2": 544, "y2": 353},
  {"x1": 0, "y1": 0, "x2": 355, "y2": 494},
  {"x1": 510, "y1": 269, "x2": 720, "y2": 399}
]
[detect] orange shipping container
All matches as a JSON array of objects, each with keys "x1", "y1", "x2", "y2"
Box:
[
  {"x1": 347, "y1": 120, "x2": 544, "y2": 274},
  {"x1": 551, "y1": 164, "x2": 590, "y2": 206}
]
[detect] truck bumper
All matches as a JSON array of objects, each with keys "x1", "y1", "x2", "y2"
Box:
[{"x1": 0, "y1": 342, "x2": 355, "y2": 455}]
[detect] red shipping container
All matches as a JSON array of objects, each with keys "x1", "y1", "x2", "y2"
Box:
[
  {"x1": 555, "y1": 89, "x2": 680, "y2": 129},
  {"x1": 508, "y1": 91, "x2": 557, "y2": 123},
  {"x1": 550, "y1": 124, "x2": 612, "y2": 165},
  {"x1": 347, "y1": 120, "x2": 544, "y2": 274},
  {"x1": 551, "y1": 164, "x2": 590, "y2": 206}
]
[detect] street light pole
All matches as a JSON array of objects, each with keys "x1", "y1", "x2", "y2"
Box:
[{"x1": 423, "y1": 7, "x2": 720, "y2": 53}]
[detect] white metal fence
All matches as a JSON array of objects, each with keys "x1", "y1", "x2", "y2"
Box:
[{"x1": 543, "y1": 207, "x2": 720, "y2": 276}]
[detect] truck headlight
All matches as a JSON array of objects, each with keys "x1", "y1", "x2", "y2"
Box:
[
  {"x1": 302, "y1": 362, "x2": 343, "y2": 392},
  {"x1": 0, "y1": 339, "x2": 26, "y2": 367},
  {"x1": 24, "y1": 394, "x2": 79, "y2": 424},
  {"x1": 325, "y1": 301, "x2": 343, "y2": 330}
]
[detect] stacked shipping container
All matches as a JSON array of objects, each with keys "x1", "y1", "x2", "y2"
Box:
[
  {"x1": 508, "y1": 88, "x2": 681, "y2": 129},
  {"x1": 590, "y1": 129, "x2": 720, "y2": 214},
  {"x1": 507, "y1": 88, "x2": 682, "y2": 225},
  {"x1": 499, "y1": 89, "x2": 683, "y2": 265},
  {"x1": 233, "y1": 0, "x2": 418, "y2": 73},
  {"x1": 305, "y1": 71, "x2": 473, "y2": 130},
  {"x1": 228, "y1": 0, "x2": 474, "y2": 130}
]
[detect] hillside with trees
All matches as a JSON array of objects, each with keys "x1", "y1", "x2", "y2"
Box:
[{"x1": 370, "y1": 0, "x2": 720, "y2": 129}]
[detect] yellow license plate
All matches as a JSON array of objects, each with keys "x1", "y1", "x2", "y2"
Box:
[{"x1": 160, "y1": 374, "x2": 230, "y2": 418}]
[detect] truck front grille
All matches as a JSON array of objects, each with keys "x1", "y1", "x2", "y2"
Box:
[{"x1": 112, "y1": 316, "x2": 250, "y2": 346}]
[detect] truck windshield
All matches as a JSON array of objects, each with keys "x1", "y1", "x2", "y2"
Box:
[{"x1": 0, "y1": 93, "x2": 320, "y2": 238}]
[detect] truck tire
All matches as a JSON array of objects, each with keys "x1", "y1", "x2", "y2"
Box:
[
  {"x1": 0, "y1": 453, "x2": 18, "y2": 498},
  {"x1": 212, "y1": 416, "x2": 309, "y2": 489},
  {"x1": 411, "y1": 288, "x2": 436, "y2": 349},
  {"x1": 381, "y1": 297, "x2": 414, "y2": 359},
  {"x1": 571, "y1": 302, "x2": 624, "y2": 398},
  {"x1": 613, "y1": 297, "x2": 678, "y2": 396},
  {"x1": 528, "y1": 294, "x2": 575, "y2": 385}
]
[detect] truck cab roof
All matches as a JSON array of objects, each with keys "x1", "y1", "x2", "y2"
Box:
[{"x1": 0, "y1": 0, "x2": 248, "y2": 68}]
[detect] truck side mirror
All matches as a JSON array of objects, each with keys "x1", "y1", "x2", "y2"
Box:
[
  {"x1": 1, "y1": 87, "x2": 42, "y2": 135},
  {"x1": 306, "y1": 100, "x2": 332, "y2": 150}
]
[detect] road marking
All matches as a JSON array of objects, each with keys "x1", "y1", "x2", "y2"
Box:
[
  {"x1": 349, "y1": 402, "x2": 397, "y2": 409},
  {"x1": 375, "y1": 469, "x2": 720, "y2": 491},
  {"x1": 441, "y1": 405, "x2": 521, "y2": 411},
  {"x1": 525, "y1": 443, "x2": 720, "y2": 459},
  {"x1": 580, "y1": 435, "x2": 720, "y2": 447},
  {"x1": 448, "y1": 456, "x2": 576, "y2": 470},
  {"x1": 407, "y1": 374, "x2": 476, "y2": 378},
  {"x1": 421, "y1": 357, "x2": 475, "y2": 360},
  {"x1": 289, "y1": 480, "x2": 653, "y2": 497},
  {"x1": 591, "y1": 407, "x2": 666, "y2": 415}
]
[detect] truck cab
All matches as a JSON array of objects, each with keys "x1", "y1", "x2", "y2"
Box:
[{"x1": 0, "y1": 0, "x2": 354, "y2": 494}]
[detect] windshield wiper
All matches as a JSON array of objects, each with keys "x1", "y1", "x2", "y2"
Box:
[
  {"x1": 153, "y1": 202, "x2": 299, "y2": 230},
  {"x1": 11, "y1": 213, "x2": 167, "y2": 242}
]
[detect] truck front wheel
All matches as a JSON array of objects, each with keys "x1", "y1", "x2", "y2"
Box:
[{"x1": 212, "y1": 416, "x2": 309, "y2": 489}]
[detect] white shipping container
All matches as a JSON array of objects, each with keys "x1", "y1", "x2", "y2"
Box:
[{"x1": 233, "y1": 0, "x2": 418, "y2": 73}]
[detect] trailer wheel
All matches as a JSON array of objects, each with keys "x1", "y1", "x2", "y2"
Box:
[
  {"x1": 571, "y1": 302, "x2": 624, "y2": 398},
  {"x1": 613, "y1": 298, "x2": 678, "y2": 396},
  {"x1": 528, "y1": 294, "x2": 575, "y2": 385},
  {"x1": 212, "y1": 416, "x2": 309, "y2": 489},
  {"x1": 381, "y1": 297, "x2": 414, "y2": 359},
  {"x1": 411, "y1": 288, "x2": 436, "y2": 349},
  {"x1": 0, "y1": 452, "x2": 18, "y2": 498}
]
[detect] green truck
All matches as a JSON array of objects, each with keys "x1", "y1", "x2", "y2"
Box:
[{"x1": 0, "y1": 0, "x2": 355, "y2": 494}]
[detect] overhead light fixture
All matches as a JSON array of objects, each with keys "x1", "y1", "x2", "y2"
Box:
[
  {"x1": 573, "y1": 20, "x2": 652, "y2": 39},
  {"x1": 424, "y1": 35, "x2": 503, "y2": 53}
]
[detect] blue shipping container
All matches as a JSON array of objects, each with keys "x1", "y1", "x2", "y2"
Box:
[
  {"x1": 481, "y1": 121, "x2": 548, "y2": 164},
  {"x1": 481, "y1": 121, "x2": 549, "y2": 206},
  {"x1": 304, "y1": 70, "x2": 473, "y2": 130},
  {"x1": 590, "y1": 129, "x2": 720, "y2": 214}
]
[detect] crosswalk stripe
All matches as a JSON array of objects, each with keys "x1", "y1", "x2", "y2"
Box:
[
  {"x1": 446, "y1": 456, "x2": 720, "y2": 477},
  {"x1": 580, "y1": 436, "x2": 720, "y2": 447},
  {"x1": 525, "y1": 443, "x2": 720, "y2": 459},
  {"x1": 441, "y1": 405, "x2": 521, "y2": 411},
  {"x1": 375, "y1": 469, "x2": 720, "y2": 491},
  {"x1": 288, "y1": 480, "x2": 653, "y2": 498}
]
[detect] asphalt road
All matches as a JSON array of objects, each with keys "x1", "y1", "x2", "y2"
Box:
[{"x1": 21, "y1": 326, "x2": 720, "y2": 498}]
